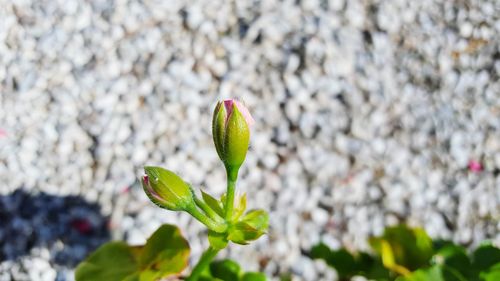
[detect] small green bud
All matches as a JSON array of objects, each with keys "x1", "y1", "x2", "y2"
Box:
[
  {"x1": 142, "y1": 166, "x2": 194, "y2": 211},
  {"x1": 212, "y1": 99, "x2": 254, "y2": 178}
]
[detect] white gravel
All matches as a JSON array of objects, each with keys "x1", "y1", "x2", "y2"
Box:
[{"x1": 1, "y1": 0, "x2": 499, "y2": 280}]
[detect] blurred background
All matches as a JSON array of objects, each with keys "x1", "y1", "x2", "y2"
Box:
[{"x1": 0, "y1": 0, "x2": 499, "y2": 280}]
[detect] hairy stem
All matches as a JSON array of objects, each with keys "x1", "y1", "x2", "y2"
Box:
[
  {"x1": 186, "y1": 206, "x2": 227, "y2": 233},
  {"x1": 186, "y1": 246, "x2": 220, "y2": 281},
  {"x1": 224, "y1": 168, "x2": 238, "y2": 221},
  {"x1": 194, "y1": 196, "x2": 225, "y2": 224}
]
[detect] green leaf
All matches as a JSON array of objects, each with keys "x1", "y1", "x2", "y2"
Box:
[
  {"x1": 326, "y1": 249, "x2": 359, "y2": 278},
  {"x1": 441, "y1": 266, "x2": 469, "y2": 281},
  {"x1": 472, "y1": 244, "x2": 500, "y2": 272},
  {"x1": 311, "y1": 242, "x2": 390, "y2": 280},
  {"x1": 227, "y1": 221, "x2": 261, "y2": 245},
  {"x1": 433, "y1": 244, "x2": 472, "y2": 279},
  {"x1": 332, "y1": 248, "x2": 387, "y2": 279},
  {"x1": 75, "y1": 242, "x2": 139, "y2": 281},
  {"x1": 241, "y1": 209, "x2": 269, "y2": 233},
  {"x1": 202, "y1": 190, "x2": 224, "y2": 217},
  {"x1": 210, "y1": 259, "x2": 241, "y2": 281},
  {"x1": 357, "y1": 252, "x2": 391, "y2": 280},
  {"x1": 397, "y1": 265, "x2": 469, "y2": 281},
  {"x1": 370, "y1": 238, "x2": 411, "y2": 276},
  {"x1": 204, "y1": 259, "x2": 266, "y2": 281},
  {"x1": 480, "y1": 263, "x2": 500, "y2": 281},
  {"x1": 208, "y1": 230, "x2": 229, "y2": 250},
  {"x1": 310, "y1": 243, "x2": 332, "y2": 261},
  {"x1": 397, "y1": 266, "x2": 444, "y2": 281},
  {"x1": 75, "y1": 224, "x2": 190, "y2": 281},
  {"x1": 139, "y1": 224, "x2": 190, "y2": 277},
  {"x1": 241, "y1": 272, "x2": 267, "y2": 281},
  {"x1": 433, "y1": 239, "x2": 456, "y2": 251},
  {"x1": 370, "y1": 225, "x2": 433, "y2": 273}
]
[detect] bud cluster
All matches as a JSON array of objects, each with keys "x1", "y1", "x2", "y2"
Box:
[{"x1": 141, "y1": 99, "x2": 268, "y2": 248}]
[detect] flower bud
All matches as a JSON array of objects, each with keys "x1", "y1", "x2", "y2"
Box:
[
  {"x1": 212, "y1": 99, "x2": 254, "y2": 176},
  {"x1": 142, "y1": 166, "x2": 194, "y2": 211}
]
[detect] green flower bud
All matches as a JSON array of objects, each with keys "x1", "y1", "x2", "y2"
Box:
[
  {"x1": 212, "y1": 99, "x2": 254, "y2": 178},
  {"x1": 142, "y1": 166, "x2": 194, "y2": 211}
]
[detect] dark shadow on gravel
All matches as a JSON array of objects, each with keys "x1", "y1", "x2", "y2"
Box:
[{"x1": 0, "y1": 190, "x2": 110, "y2": 266}]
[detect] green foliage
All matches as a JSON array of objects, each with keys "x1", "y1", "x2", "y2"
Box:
[
  {"x1": 480, "y1": 263, "x2": 500, "y2": 281},
  {"x1": 472, "y1": 244, "x2": 500, "y2": 272},
  {"x1": 202, "y1": 190, "x2": 225, "y2": 217},
  {"x1": 75, "y1": 225, "x2": 190, "y2": 281},
  {"x1": 203, "y1": 191, "x2": 268, "y2": 248},
  {"x1": 227, "y1": 209, "x2": 269, "y2": 245},
  {"x1": 396, "y1": 266, "x2": 444, "y2": 281},
  {"x1": 311, "y1": 224, "x2": 500, "y2": 281},
  {"x1": 310, "y1": 242, "x2": 389, "y2": 280},
  {"x1": 432, "y1": 242, "x2": 473, "y2": 279},
  {"x1": 198, "y1": 259, "x2": 268, "y2": 281},
  {"x1": 210, "y1": 259, "x2": 242, "y2": 280},
  {"x1": 369, "y1": 225, "x2": 433, "y2": 276},
  {"x1": 75, "y1": 242, "x2": 140, "y2": 281}
]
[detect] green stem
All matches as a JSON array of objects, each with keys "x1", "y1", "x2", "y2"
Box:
[
  {"x1": 224, "y1": 167, "x2": 238, "y2": 221},
  {"x1": 186, "y1": 206, "x2": 227, "y2": 233},
  {"x1": 186, "y1": 246, "x2": 220, "y2": 281},
  {"x1": 194, "y1": 197, "x2": 225, "y2": 224}
]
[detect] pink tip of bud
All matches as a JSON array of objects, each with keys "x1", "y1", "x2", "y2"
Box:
[
  {"x1": 468, "y1": 160, "x2": 482, "y2": 173},
  {"x1": 223, "y1": 99, "x2": 255, "y2": 127},
  {"x1": 142, "y1": 174, "x2": 166, "y2": 202},
  {"x1": 223, "y1": 99, "x2": 234, "y2": 112}
]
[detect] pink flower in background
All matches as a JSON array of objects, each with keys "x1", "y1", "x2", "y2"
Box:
[
  {"x1": 71, "y1": 218, "x2": 93, "y2": 234},
  {"x1": 121, "y1": 186, "x2": 130, "y2": 194},
  {"x1": 0, "y1": 129, "x2": 6, "y2": 138},
  {"x1": 468, "y1": 160, "x2": 482, "y2": 173}
]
